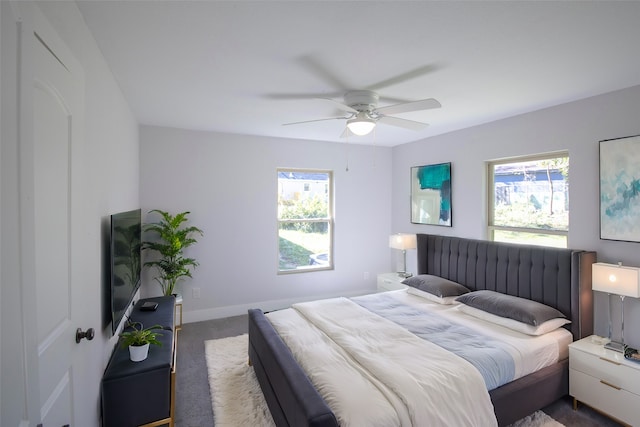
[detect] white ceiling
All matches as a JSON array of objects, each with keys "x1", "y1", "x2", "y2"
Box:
[{"x1": 76, "y1": 1, "x2": 640, "y2": 147}]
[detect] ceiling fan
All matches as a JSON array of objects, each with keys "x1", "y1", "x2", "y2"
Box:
[
  {"x1": 271, "y1": 56, "x2": 443, "y2": 137},
  {"x1": 283, "y1": 90, "x2": 441, "y2": 136}
]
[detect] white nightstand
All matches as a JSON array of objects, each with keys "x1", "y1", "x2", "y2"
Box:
[
  {"x1": 376, "y1": 273, "x2": 408, "y2": 292},
  {"x1": 569, "y1": 336, "x2": 640, "y2": 425}
]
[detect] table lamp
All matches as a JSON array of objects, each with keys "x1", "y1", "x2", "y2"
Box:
[
  {"x1": 592, "y1": 262, "x2": 640, "y2": 352},
  {"x1": 389, "y1": 233, "x2": 417, "y2": 278}
]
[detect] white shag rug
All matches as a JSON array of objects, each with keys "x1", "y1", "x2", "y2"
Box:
[{"x1": 205, "y1": 334, "x2": 564, "y2": 427}]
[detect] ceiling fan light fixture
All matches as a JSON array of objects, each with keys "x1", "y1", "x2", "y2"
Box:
[{"x1": 346, "y1": 112, "x2": 376, "y2": 136}]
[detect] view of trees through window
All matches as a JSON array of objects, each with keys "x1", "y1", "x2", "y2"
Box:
[
  {"x1": 489, "y1": 154, "x2": 569, "y2": 247},
  {"x1": 277, "y1": 169, "x2": 333, "y2": 273}
]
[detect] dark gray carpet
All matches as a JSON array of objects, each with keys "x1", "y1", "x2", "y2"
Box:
[{"x1": 175, "y1": 314, "x2": 622, "y2": 427}]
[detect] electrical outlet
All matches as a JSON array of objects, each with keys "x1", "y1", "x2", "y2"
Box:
[
  {"x1": 192, "y1": 287, "x2": 201, "y2": 299},
  {"x1": 363, "y1": 272, "x2": 370, "y2": 281}
]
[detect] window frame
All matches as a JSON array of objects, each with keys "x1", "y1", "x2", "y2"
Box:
[
  {"x1": 277, "y1": 168, "x2": 334, "y2": 274},
  {"x1": 487, "y1": 151, "x2": 569, "y2": 247}
]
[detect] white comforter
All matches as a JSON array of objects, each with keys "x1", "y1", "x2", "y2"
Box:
[{"x1": 267, "y1": 297, "x2": 498, "y2": 427}]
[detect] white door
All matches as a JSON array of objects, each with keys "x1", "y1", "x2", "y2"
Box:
[{"x1": 27, "y1": 7, "x2": 88, "y2": 426}]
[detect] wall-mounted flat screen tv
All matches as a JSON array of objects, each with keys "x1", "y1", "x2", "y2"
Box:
[{"x1": 109, "y1": 209, "x2": 142, "y2": 334}]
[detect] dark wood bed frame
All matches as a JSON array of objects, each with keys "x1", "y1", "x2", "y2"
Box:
[{"x1": 248, "y1": 234, "x2": 596, "y2": 426}]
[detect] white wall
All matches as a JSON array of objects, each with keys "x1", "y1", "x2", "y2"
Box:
[
  {"x1": 140, "y1": 126, "x2": 392, "y2": 322},
  {"x1": 392, "y1": 84, "x2": 640, "y2": 347},
  {"x1": 1, "y1": 2, "x2": 139, "y2": 426}
]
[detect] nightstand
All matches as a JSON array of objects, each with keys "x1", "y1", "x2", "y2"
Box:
[
  {"x1": 376, "y1": 273, "x2": 408, "y2": 292},
  {"x1": 569, "y1": 336, "x2": 640, "y2": 425}
]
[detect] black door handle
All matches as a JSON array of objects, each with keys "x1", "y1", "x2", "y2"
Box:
[{"x1": 75, "y1": 327, "x2": 95, "y2": 343}]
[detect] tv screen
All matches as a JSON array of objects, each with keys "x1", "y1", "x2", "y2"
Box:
[{"x1": 110, "y1": 209, "x2": 142, "y2": 334}]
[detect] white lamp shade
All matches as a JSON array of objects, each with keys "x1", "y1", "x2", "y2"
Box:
[
  {"x1": 346, "y1": 112, "x2": 376, "y2": 136},
  {"x1": 389, "y1": 233, "x2": 417, "y2": 250},
  {"x1": 592, "y1": 262, "x2": 640, "y2": 298}
]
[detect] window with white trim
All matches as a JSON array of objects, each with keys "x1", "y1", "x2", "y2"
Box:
[
  {"x1": 277, "y1": 169, "x2": 333, "y2": 273},
  {"x1": 488, "y1": 153, "x2": 569, "y2": 248}
]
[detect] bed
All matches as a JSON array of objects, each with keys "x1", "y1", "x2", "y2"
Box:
[{"x1": 248, "y1": 234, "x2": 596, "y2": 426}]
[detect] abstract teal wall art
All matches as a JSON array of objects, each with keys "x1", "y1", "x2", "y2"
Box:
[
  {"x1": 411, "y1": 162, "x2": 452, "y2": 226},
  {"x1": 600, "y1": 135, "x2": 640, "y2": 242}
]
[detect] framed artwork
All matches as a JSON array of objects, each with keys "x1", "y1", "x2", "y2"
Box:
[
  {"x1": 411, "y1": 162, "x2": 452, "y2": 226},
  {"x1": 600, "y1": 135, "x2": 640, "y2": 242}
]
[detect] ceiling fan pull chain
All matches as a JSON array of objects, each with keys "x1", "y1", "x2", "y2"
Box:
[
  {"x1": 345, "y1": 132, "x2": 349, "y2": 172},
  {"x1": 372, "y1": 126, "x2": 377, "y2": 169}
]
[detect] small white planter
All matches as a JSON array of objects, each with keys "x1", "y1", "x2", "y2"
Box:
[{"x1": 129, "y1": 343, "x2": 149, "y2": 362}]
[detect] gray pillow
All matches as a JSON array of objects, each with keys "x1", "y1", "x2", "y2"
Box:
[
  {"x1": 402, "y1": 274, "x2": 470, "y2": 298},
  {"x1": 456, "y1": 290, "x2": 566, "y2": 326}
]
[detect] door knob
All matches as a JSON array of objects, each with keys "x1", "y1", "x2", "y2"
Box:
[{"x1": 75, "y1": 327, "x2": 95, "y2": 343}]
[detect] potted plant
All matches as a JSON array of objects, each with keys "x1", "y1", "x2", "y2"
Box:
[
  {"x1": 142, "y1": 210, "x2": 203, "y2": 297},
  {"x1": 119, "y1": 321, "x2": 163, "y2": 362}
]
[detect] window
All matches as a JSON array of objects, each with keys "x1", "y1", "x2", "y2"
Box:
[
  {"x1": 488, "y1": 153, "x2": 569, "y2": 248},
  {"x1": 277, "y1": 169, "x2": 333, "y2": 273}
]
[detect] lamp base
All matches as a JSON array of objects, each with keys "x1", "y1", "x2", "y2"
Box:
[
  {"x1": 604, "y1": 340, "x2": 625, "y2": 353},
  {"x1": 397, "y1": 272, "x2": 413, "y2": 278}
]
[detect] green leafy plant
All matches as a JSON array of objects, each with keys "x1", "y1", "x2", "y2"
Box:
[
  {"x1": 142, "y1": 210, "x2": 203, "y2": 296},
  {"x1": 278, "y1": 195, "x2": 328, "y2": 233},
  {"x1": 119, "y1": 322, "x2": 163, "y2": 348}
]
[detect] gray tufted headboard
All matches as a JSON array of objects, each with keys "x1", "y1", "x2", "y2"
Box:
[{"x1": 416, "y1": 234, "x2": 596, "y2": 340}]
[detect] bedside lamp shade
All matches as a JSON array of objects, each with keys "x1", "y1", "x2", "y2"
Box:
[
  {"x1": 389, "y1": 233, "x2": 416, "y2": 278},
  {"x1": 389, "y1": 233, "x2": 417, "y2": 251},
  {"x1": 592, "y1": 262, "x2": 640, "y2": 298},
  {"x1": 592, "y1": 262, "x2": 640, "y2": 352}
]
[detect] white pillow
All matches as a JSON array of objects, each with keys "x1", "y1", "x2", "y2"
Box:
[
  {"x1": 457, "y1": 303, "x2": 571, "y2": 336},
  {"x1": 406, "y1": 286, "x2": 460, "y2": 305}
]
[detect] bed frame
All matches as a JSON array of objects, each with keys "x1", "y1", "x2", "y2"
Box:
[{"x1": 248, "y1": 234, "x2": 596, "y2": 426}]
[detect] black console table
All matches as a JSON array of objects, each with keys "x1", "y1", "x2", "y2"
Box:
[{"x1": 102, "y1": 296, "x2": 177, "y2": 427}]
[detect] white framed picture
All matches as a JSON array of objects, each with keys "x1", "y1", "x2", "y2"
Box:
[
  {"x1": 410, "y1": 162, "x2": 452, "y2": 226},
  {"x1": 600, "y1": 135, "x2": 640, "y2": 242}
]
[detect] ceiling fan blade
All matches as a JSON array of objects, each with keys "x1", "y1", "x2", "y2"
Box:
[
  {"x1": 375, "y1": 98, "x2": 441, "y2": 115},
  {"x1": 264, "y1": 91, "x2": 343, "y2": 100},
  {"x1": 282, "y1": 116, "x2": 347, "y2": 126},
  {"x1": 366, "y1": 63, "x2": 443, "y2": 91},
  {"x1": 378, "y1": 115, "x2": 429, "y2": 131},
  {"x1": 377, "y1": 95, "x2": 414, "y2": 105},
  {"x1": 297, "y1": 55, "x2": 351, "y2": 91},
  {"x1": 319, "y1": 98, "x2": 358, "y2": 114}
]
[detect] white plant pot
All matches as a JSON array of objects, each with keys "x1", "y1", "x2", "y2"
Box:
[{"x1": 129, "y1": 343, "x2": 149, "y2": 362}]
